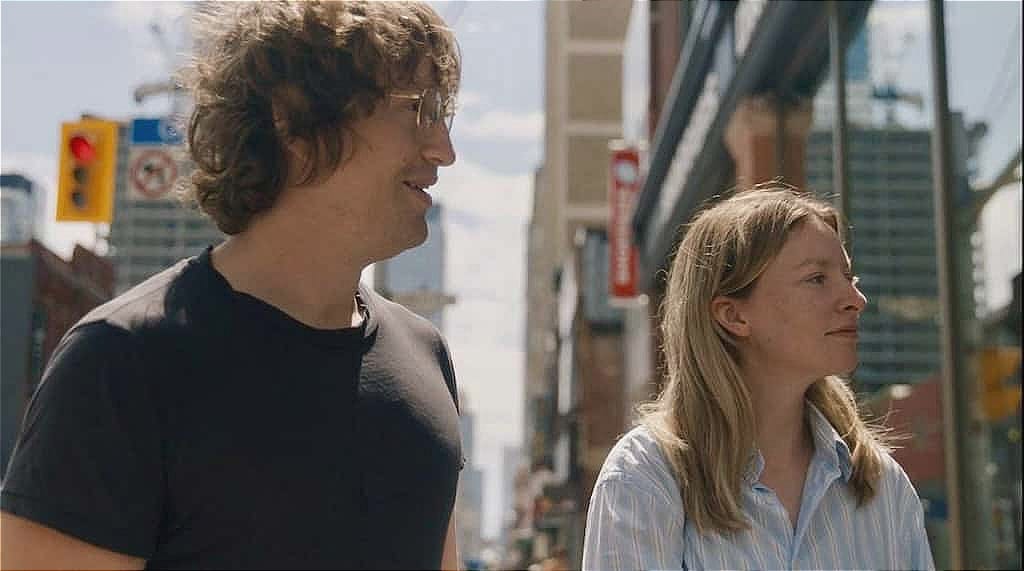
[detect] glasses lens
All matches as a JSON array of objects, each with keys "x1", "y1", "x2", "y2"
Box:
[
  {"x1": 415, "y1": 88, "x2": 455, "y2": 131},
  {"x1": 443, "y1": 95, "x2": 456, "y2": 131},
  {"x1": 426, "y1": 89, "x2": 442, "y2": 129}
]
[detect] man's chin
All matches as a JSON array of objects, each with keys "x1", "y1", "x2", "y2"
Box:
[
  {"x1": 382, "y1": 230, "x2": 428, "y2": 260},
  {"x1": 407, "y1": 226, "x2": 429, "y2": 249}
]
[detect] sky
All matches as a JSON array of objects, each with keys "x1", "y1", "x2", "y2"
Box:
[{"x1": 1, "y1": 0, "x2": 1021, "y2": 542}]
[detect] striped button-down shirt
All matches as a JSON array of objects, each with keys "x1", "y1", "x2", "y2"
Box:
[{"x1": 582, "y1": 404, "x2": 935, "y2": 570}]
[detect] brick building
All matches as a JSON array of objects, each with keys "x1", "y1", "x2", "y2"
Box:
[{"x1": 1, "y1": 240, "x2": 114, "y2": 474}]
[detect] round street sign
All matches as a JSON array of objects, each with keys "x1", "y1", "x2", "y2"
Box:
[{"x1": 129, "y1": 148, "x2": 178, "y2": 200}]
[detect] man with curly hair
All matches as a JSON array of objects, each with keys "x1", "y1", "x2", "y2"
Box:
[{"x1": 2, "y1": 2, "x2": 464, "y2": 569}]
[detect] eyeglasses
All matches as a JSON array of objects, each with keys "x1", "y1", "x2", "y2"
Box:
[{"x1": 389, "y1": 87, "x2": 457, "y2": 132}]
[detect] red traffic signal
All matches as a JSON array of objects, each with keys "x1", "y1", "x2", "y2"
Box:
[
  {"x1": 57, "y1": 118, "x2": 119, "y2": 223},
  {"x1": 69, "y1": 135, "x2": 97, "y2": 163}
]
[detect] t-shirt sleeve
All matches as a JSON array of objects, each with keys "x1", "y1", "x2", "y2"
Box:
[{"x1": 1, "y1": 322, "x2": 164, "y2": 559}]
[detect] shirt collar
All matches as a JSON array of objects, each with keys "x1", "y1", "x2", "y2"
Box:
[
  {"x1": 806, "y1": 401, "x2": 854, "y2": 483},
  {"x1": 744, "y1": 401, "x2": 854, "y2": 485}
]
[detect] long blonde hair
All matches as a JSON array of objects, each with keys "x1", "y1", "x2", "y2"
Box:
[{"x1": 639, "y1": 185, "x2": 890, "y2": 534}]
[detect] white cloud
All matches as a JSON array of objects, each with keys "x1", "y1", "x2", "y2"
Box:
[
  {"x1": 457, "y1": 110, "x2": 544, "y2": 141},
  {"x1": 436, "y1": 157, "x2": 533, "y2": 221},
  {"x1": 1, "y1": 152, "x2": 99, "y2": 259}
]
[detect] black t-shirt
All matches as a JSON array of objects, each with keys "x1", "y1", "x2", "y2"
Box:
[{"x1": 1, "y1": 248, "x2": 463, "y2": 569}]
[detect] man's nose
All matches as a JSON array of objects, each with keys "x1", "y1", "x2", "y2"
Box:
[{"x1": 423, "y1": 125, "x2": 456, "y2": 167}]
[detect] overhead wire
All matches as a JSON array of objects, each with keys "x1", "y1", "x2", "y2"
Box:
[{"x1": 980, "y1": 18, "x2": 1021, "y2": 125}]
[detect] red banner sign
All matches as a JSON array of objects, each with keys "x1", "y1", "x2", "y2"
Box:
[{"x1": 608, "y1": 143, "x2": 640, "y2": 303}]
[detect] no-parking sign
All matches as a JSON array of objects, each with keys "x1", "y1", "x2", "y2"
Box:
[{"x1": 127, "y1": 118, "x2": 184, "y2": 201}]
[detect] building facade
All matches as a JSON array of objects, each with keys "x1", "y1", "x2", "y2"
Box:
[
  {"x1": 1, "y1": 240, "x2": 114, "y2": 476},
  {"x1": 518, "y1": 1, "x2": 633, "y2": 568},
  {"x1": 1, "y1": 173, "x2": 36, "y2": 246},
  {"x1": 107, "y1": 122, "x2": 224, "y2": 293},
  {"x1": 806, "y1": 127, "x2": 943, "y2": 387}
]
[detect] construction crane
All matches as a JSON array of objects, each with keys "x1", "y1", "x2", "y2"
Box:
[
  {"x1": 132, "y1": 17, "x2": 189, "y2": 119},
  {"x1": 872, "y1": 29, "x2": 924, "y2": 126}
]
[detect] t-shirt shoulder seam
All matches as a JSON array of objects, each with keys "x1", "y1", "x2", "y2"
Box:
[{"x1": 92, "y1": 273, "x2": 179, "y2": 320}]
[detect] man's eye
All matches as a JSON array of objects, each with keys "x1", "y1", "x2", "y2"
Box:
[{"x1": 808, "y1": 274, "x2": 826, "y2": 285}]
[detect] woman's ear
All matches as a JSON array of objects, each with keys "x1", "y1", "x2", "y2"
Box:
[{"x1": 711, "y1": 296, "x2": 751, "y2": 338}]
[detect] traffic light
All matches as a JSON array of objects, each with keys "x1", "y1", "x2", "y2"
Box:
[
  {"x1": 977, "y1": 346, "x2": 1022, "y2": 422},
  {"x1": 57, "y1": 118, "x2": 119, "y2": 223}
]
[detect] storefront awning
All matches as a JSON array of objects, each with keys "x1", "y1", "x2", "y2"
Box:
[{"x1": 631, "y1": 0, "x2": 872, "y2": 290}]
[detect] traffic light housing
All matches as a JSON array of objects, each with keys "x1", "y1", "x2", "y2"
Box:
[
  {"x1": 978, "y1": 346, "x2": 1022, "y2": 422},
  {"x1": 57, "y1": 118, "x2": 119, "y2": 223}
]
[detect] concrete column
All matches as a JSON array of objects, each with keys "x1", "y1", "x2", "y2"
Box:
[{"x1": 724, "y1": 94, "x2": 813, "y2": 190}]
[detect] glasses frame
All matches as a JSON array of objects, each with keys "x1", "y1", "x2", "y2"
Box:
[{"x1": 389, "y1": 87, "x2": 457, "y2": 132}]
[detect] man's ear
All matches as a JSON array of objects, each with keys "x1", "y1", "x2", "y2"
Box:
[{"x1": 711, "y1": 296, "x2": 751, "y2": 338}]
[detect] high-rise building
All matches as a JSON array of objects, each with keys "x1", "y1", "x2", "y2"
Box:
[
  {"x1": 373, "y1": 203, "x2": 452, "y2": 329},
  {"x1": 1, "y1": 173, "x2": 36, "y2": 246},
  {"x1": 806, "y1": 125, "x2": 962, "y2": 387},
  {"x1": 107, "y1": 123, "x2": 224, "y2": 293}
]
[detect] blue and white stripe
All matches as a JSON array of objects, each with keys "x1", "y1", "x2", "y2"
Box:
[{"x1": 582, "y1": 404, "x2": 935, "y2": 570}]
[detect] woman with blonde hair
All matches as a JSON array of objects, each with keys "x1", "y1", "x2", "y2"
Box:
[{"x1": 582, "y1": 186, "x2": 934, "y2": 570}]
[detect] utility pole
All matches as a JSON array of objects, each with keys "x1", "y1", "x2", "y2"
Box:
[
  {"x1": 827, "y1": 0, "x2": 851, "y2": 244},
  {"x1": 929, "y1": 1, "x2": 997, "y2": 568}
]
